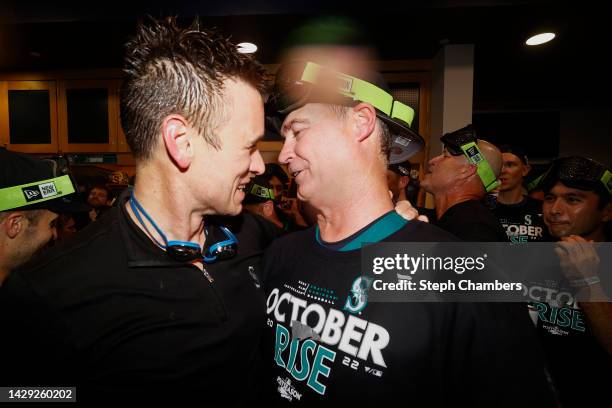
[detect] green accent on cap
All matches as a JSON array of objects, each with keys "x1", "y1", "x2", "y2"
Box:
[
  {"x1": 249, "y1": 183, "x2": 275, "y2": 200},
  {"x1": 0, "y1": 174, "x2": 75, "y2": 212},
  {"x1": 527, "y1": 173, "x2": 545, "y2": 192},
  {"x1": 300, "y1": 62, "x2": 414, "y2": 127},
  {"x1": 601, "y1": 169, "x2": 612, "y2": 195},
  {"x1": 460, "y1": 142, "x2": 500, "y2": 193}
]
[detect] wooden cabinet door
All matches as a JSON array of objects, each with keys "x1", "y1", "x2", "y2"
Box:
[
  {"x1": 0, "y1": 80, "x2": 59, "y2": 153},
  {"x1": 58, "y1": 79, "x2": 120, "y2": 153}
]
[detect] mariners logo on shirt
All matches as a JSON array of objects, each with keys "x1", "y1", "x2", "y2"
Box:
[{"x1": 343, "y1": 276, "x2": 373, "y2": 314}]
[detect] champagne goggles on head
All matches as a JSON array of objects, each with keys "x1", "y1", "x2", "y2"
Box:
[
  {"x1": 440, "y1": 126, "x2": 501, "y2": 193},
  {"x1": 532, "y1": 156, "x2": 612, "y2": 196},
  {"x1": 266, "y1": 61, "x2": 426, "y2": 164}
]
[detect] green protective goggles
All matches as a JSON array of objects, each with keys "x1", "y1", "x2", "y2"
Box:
[
  {"x1": 0, "y1": 174, "x2": 76, "y2": 212},
  {"x1": 459, "y1": 142, "x2": 501, "y2": 193},
  {"x1": 441, "y1": 127, "x2": 500, "y2": 193},
  {"x1": 266, "y1": 61, "x2": 425, "y2": 163}
]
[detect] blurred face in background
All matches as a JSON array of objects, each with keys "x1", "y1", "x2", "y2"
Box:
[
  {"x1": 87, "y1": 187, "x2": 110, "y2": 208},
  {"x1": 499, "y1": 153, "x2": 529, "y2": 193}
]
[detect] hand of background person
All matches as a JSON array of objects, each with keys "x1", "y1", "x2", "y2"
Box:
[
  {"x1": 555, "y1": 235, "x2": 600, "y2": 281},
  {"x1": 395, "y1": 200, "x2": 429, "y2": 223}
]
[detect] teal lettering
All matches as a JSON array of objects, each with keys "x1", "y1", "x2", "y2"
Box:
[
  {"x1": 286, "y1": 338, "x2": 300, "y2": 372},
  {"x1": 534, "y1": 302, "x2": 548, "y2": 322},
  {"x1": 307, "y1": 345, "x2": 336, "y2": 395},
  {"x1": 549, "y1": 307, "x2": 559, "y2": 324},
  {"x1": 571, "y1": 310, "x2": 586, "y2": 332},
  {"x1": 291, "y1": 339, "x2": 316, "y2": 381},
  {"x1": 274, "y1": 324, "x2": 290, "y2": 368},
  {"x1": 556, "y1": 307, "x2": 572, "y2": 328}
]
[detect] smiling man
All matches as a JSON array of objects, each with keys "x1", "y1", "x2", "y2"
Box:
[
  {"x1": 1, "y1": 17, "x2": 267, "y2": 403},
  {"x1": 262, "y1": 62, "x2": 554, "y2": 405}
]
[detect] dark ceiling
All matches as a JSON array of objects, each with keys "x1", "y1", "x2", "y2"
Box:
[{"x1": 0, "y1": 1, "x2": 604, "y2": 109}]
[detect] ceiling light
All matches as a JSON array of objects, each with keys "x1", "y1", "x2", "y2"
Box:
[
  {"x1": 237, "y1": 42, "x2": 258, "y2": 54},
  {"x1": 526, "y1": 32, "x2": 556, "y2": 46}
]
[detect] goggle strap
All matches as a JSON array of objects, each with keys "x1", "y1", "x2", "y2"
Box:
[
  {"x1": 299, "y1": 62, "x2": 414, "y2": 127},
  {"x1": 460, "y1": 142, "x2": 500, "y2": 193}
]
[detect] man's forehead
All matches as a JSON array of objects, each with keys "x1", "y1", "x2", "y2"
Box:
[
  {"x1": 549, "y1": 182, "x2": 594, "y2": 197},
  {"x1": 502, "y1": 152, "x2": 522, "y2": 163}
]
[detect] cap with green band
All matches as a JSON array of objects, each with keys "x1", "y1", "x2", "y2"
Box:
[
  {"x1": 0, "y1": 175, "x2": 76, "y2": 212},
  {"x1": 533, "y1": 156, "x2": 612, "y2": 196},
  {"x1": 1, "y1": 149, "x2": 85, "y2": 213},
  {"x1": 265, "y1": 60, "x2": 425, "y2": 164},
  {"x1": 299, "y1": 62, "x2": 415, "y2": 127},
  {"x1": 249, "y1": 183, "x2": 275, "y2": 201}
]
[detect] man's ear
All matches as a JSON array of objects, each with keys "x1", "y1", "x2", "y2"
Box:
[
  {"x1": 2, "y1": 212, "x2": 25, "y2": 239},
  {"x1": 522, "y1": 164, "x2": 532, "y2": 178},
  {"x1": 161, "y1": 114, "x2": 193, "y2": 170},
  {"x1": 460, "y1": 162, "x2": 479, "y2": 181},
  {"x1": 351, "y1": 102, "x2": 377, "y2": 142}
]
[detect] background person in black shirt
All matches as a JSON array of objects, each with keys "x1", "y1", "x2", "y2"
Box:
[
  {"x1": 420, "y1": 125, "x2": 507, "y2": 242},
  {"x1": 534, "y1": 156, "x2": 612, "y2": 407},
  {"x1": 492, "y1": 145, "x2": 552, "y2": 243}
]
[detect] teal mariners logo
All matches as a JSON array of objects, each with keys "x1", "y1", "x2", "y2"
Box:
[{"x1": 343, "y1": 276, "x2": 373, "y2": 314}]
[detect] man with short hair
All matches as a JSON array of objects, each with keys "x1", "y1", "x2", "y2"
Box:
[
  {"x1": 243, "y1": 175, "x2": 285, "y2": 230},
  {"x1": 492, "y1": 145, "x2": 552, "y2": 242},
  {"x1": 262, "y1": 62, "x2": 553, "y2": 404},
  {"x1": 420, "y1": 125, "x2": 508, "y2": 242},
  {"x1": 386, "y1": 160, "x2": 410, "y2": 203},
  {"x1": 1, "y1": 17, "x2": 267, "y2": 403},
  {"x1": 0, "y1": 149, "x2": 84, "y2": 285},
  {"x1": 534, "y1": 156, "x2": 611, "y2": 407}
]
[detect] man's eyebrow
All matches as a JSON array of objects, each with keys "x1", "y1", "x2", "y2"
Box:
[
  {"x1": 565, "y1": 192, "x2": 587, "y2": 199},
  {"x1": 281, "y1": 118, "x2": 310, "y2": 133}
]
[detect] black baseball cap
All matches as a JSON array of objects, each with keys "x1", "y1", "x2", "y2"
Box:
[
  {"x1": 0, "y1": 149, "x2": 89, "y2": 213},
  {"x1": 244, "y1": 175, "x2": 276, "y2": 205},
  {"x1": 388, "y1": 160, "x2": 411, "y2": 176},
  {"x1": 265, "y1": 61, "x2": 425, "y2": 164},
  {"x1": 499, "y1": 145, "x2": 529, "y2": 165},
  {"x1": 537, "y1": 156, "x2": 612, "y2": 197}
]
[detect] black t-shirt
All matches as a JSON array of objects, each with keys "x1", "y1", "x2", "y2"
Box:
[
  {"x1": 437, "y1": 199, "x2": 508, "y2": 242},
  {"x1": 532, "y1": 247, "x2": 612, "y2": 407},
  {"x1": 262, "y1": 214, "x2": 554, "y2": 405},
  {"x1": 492, "y1": 196, "x2": 553, "y2": 243},
  {"x1": 0, "y1": 199, "x2": 269, "y2": 404}
]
